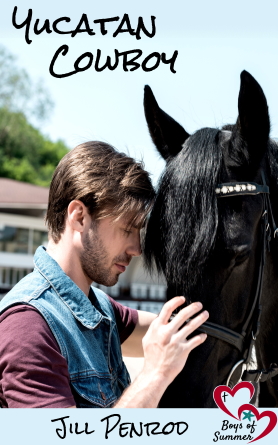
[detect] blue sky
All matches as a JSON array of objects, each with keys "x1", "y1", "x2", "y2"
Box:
[{"x1": 1, "y1": 0, "x2": 278, "y2": 184}]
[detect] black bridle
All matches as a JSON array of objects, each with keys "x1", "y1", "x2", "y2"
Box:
[
  {"x1": 169, "y1": 170, "x2": 278, "y2": 386},
  {"x1": 196, "y1": 171, "x2": 278, "y2": 387}
]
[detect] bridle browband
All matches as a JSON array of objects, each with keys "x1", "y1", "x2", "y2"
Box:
[
  {"x1": 215, "y1": 181, "x2": 269, "y2": 197},
  {"x1": 197, "y1": 171, "x2": 278, "y2": 386},
  {"x1": 170, "y1": 171, "x2": 278, "y2": 387}
]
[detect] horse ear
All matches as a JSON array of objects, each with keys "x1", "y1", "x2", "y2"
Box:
[
  {"x1": 144, "y1": 85, "x2": 190, "y2": 160},
  {"x1": 234, "y1": 70, "x2": 270, "y2": 165}
]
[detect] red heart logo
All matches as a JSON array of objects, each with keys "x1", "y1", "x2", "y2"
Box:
[
  {"x1": 238, "y1": 404, "x2": 277, "y2": 443},
  {"x1": 213, "y1": 381, "x2": 255, "y2": 419}
]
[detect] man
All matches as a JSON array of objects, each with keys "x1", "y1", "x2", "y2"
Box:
[{"x1": 0, "y1": 141, "x2": 208, "y2": 408}]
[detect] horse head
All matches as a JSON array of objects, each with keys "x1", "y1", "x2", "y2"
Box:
[{"x1": 143, "y1": 71, "x2": 278, "y2": 407}]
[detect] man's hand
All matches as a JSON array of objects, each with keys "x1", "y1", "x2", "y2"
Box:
[
  {"x1": 142, "y1": 297, "x2": 208, "y2": 386},
  {"x1": 114, "y1": 297, "x2": 208, "y2": 408}
]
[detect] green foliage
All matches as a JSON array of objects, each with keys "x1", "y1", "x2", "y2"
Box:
[
  {"x1": 0, "y1": 108, "x2": 68, "y2": 187},
  {"x1": 0, "y1": 45, "x2": 68, "y2": 186}
]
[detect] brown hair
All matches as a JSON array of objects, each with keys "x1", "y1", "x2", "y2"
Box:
[{"x1": 46, "y1": 141, "x2": 155, "y2": 242}]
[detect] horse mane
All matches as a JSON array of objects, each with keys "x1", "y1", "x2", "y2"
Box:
[
  {"x1": 268, "y1": 139, "x2": 278, "y2": 219},
  {"x1": 143, "y1": 127, "x2": 222, "y2": 297},
  {"x1": 269, "y1": 140, "x2": 278, "y2": 180}
]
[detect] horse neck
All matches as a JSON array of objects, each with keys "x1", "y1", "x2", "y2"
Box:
[
  {"x1": 256, "y1": 153, "x2": 278, "y2": 385},
  {"x1": 259, "y1": 246, "x2": 278, "y2": 354},
  {"x1": 260, "y1": 162, "x2": 278, "y2": 355}
]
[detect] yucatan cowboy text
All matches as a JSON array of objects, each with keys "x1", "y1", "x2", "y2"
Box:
[{"x1": 12, "y1": 7, "x2": 178, "y2": 76}]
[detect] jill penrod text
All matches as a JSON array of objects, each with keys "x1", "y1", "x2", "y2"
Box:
[{"x1": 51, "y1": 414, "x2": 189, "y2": 439}]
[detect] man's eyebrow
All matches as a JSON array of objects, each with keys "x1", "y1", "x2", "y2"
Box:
[
  {"x1": 133, "y1": 220, "x2": 146, "y2": 229},
  {"x1": 124, "y1": 213, "x2": 147, "y2": 229},
  {"x1": 124, "y1": 221, "x2": 143, "y2": 230}
]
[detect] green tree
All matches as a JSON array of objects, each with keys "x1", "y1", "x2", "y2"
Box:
[
  {"x1": 0, "y1": 108, "x2": 68, "y2": 187},
  {"x1": 0, "y1": 46, "x2": 69, "y2": 186}
]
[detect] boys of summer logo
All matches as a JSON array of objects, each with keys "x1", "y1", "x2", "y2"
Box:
[{"x1": 212, "y1": 382, "x2": 277, "y2": 442}]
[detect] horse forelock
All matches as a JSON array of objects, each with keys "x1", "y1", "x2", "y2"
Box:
[{"x1": 144, "y1": 127, "x2": 223, "y2": 297}]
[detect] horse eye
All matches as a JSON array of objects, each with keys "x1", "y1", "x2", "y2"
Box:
[
  {"x1": 234, "y1": 247, "x2": 251, "y2": 265},
  {"x1": 223, "y1": 246, "x2": 251, "y2": 265},
  {"x1": 235, "y1": 252, "x2": 250, "y2": 264}
]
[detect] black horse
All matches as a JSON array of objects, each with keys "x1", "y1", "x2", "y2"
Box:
[{"x1": 143, "y1": 71, "x2": 278, "y2": 407}]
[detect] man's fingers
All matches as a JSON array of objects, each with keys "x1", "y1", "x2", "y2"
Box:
[
  {"x1": 176, "y1": 310, "x2": 209, "y2": 340},
  {"x1": 169, "y1": 302, "x2": 204, "y2": 331},
  {"x1": 184, "y1": 333, "x2": 207, "y2": 351},
  {"x1": 158, "y1": 297, "x2": 186, "y2": 324}
]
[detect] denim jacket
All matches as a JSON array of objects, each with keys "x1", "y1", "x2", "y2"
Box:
[{"x1": 0, "y1": 246, "x2": 131, "y2": 408}]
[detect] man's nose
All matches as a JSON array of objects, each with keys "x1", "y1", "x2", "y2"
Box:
[{"x1": 126, "y1": 234, "x2": 142, "y2": 257}]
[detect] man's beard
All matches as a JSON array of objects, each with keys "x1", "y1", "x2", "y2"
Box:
[{"x1": 80, "y1": 225, "x2": 131, "y2": 287}]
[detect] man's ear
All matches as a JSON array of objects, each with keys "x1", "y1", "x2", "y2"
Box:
[
  {"x1": 67, "y1": 200, "x2": 88, "y2": 232},
  {"x1": 144, "y1": 85, "x2": 190, "y2": 161}
]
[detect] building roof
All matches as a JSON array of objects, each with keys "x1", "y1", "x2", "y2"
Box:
[{"x1": 0, "y1": 178, "x2": 49, "y2": 208}]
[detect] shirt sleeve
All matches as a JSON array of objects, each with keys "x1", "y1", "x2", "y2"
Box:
[
  {"x1": 107, "y1": 297, "x2": 138, "y2": 343},
  {"x1": 0, "y1": 305, "x2": 75, "y2": 408}
]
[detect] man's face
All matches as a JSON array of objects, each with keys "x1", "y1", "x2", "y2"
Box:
[{"x1": 80, "y1": 215, "x2": 142, "y2": 286}]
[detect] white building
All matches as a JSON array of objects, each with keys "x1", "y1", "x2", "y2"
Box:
[
  {"x1": 0, "y1": 178, "x2": 167, "y2": 312},
  {"x1": 0, "y1": 178, "x2": 48, "y2": 298}
]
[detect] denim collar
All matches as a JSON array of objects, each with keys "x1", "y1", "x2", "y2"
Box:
[{"x1": 34, "y1": 246, "x2": 104, "y2": 329}]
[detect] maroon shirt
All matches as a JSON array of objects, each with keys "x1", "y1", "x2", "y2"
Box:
[{"x1": 0, "y1": 294, "x2": 138, "y2": 408}]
